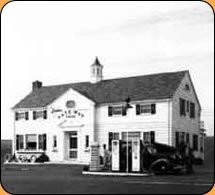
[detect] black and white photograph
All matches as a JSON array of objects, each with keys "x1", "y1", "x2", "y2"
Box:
[{"x1": 1, "y1": 1, "x2": 214, "y2": 194}]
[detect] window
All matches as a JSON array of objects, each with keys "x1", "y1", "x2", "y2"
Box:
[
  {"x1": 69, "y1": 151, "x2": 77, "y2": 158},
  {"x1": 15, "y1": 112, "x2": 28, "y2": 121},
  {"x1": 16, "y1": 135, "x2": 24, "y2": 150},
  {"x1": 85, "y1": 135, "x2": 89, "y2": 148},
  {"x1": 33, "y1": 110, "x2": 47, "y2": 120},
  {"x1": 175, "y1": 131, "x2": 186, "y2": 148},
  {"x1": 179, "y1": 98, "x2": 186, "y2": 116},
  {"x1": 200, "y1": 135, "x2": 204, "y2": 152},
  {"x1": 190, "y1": 102, "x2": 195, "y2": 118},
  {"x1": 186, "y1": 101, "x2": 190, "y2": 112},
  {"x1": 185, "y1": 84, "x2": 190, "y2": 91},
  {"x1": 143, "y1": 131, "x2": 155, "y2": 144},
  {"x1": 53, "y1": 135, "x2": 57, "y2": 148},
  {"x1": 186, "y1": 133, "x2": 190, "y2": 144},
  {"x1": 39, "y1": 134, "x2": 47, "y2": 150},
  {"x1": 108, "y1": 106, "x2": 126, "y2": 116},
  {"x1": 193, "y1": 134, "x2": 198, "y2": 151},
  {"x1": 180, "y1": 132, "x2": 185, "y2": 143},
  {"x1": 108, "y1": 132, "x2": 119, "y2": 151},
  {"x1": 69, "y1": 132, "x2": 78, "y2": 158},
  {"x1": 26, "y1": 134, "x2": 37, "y2": 150},
  {"x1": 136, "y1": 104, "x2": 156, "y2": 115},
  {"x1": 140, "y1": 105, "x2": 151, "y2": 114},
  {"x1": 70, "y1": 133, "x2": 77, "y2": 149},
  {"x1": 121, "y1": 132, "x2": 140, "y2": 142}
]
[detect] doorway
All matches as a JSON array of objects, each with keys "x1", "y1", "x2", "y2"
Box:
[{"x1": 69, "y1": 131, "x2": 78, "y2": 159}]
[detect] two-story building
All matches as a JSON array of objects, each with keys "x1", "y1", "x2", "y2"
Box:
[{"x1": 12, "y1": 58, "x2": 204, "y2": 164}]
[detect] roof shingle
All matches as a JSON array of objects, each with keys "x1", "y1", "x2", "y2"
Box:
[{"x1": 13, "y1": 71, "x2": 187, "y2": 109}]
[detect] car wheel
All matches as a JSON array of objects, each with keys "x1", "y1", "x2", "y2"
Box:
[{"x1": 150, "y1": 160, "x2": 169, "y2": 175}]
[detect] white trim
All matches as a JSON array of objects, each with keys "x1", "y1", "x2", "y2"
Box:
[
  {"x1": 12, "y1": 106, "x2": 48, "y2": 111},
  {"x1": 47, "y1": 88, "x2": 96, "y2": 108},
  {"x1": 97, "y1": 98, "x2": 172, "y2": 107},
  {"x1": 82, "y1": 171, "x2": 151, "y2": 177}
]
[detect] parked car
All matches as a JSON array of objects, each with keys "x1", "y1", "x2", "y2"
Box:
[{"x1": 142, "y1": 142, "x2": 186, "y2": 175}]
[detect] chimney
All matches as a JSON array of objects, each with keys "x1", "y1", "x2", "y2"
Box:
[{"x1": 32, "y1": 80, "x2": 42, "y2": 91}]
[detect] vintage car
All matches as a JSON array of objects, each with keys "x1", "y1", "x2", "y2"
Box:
[{"x1": 143, "y1": 142, "x2": 187, "y2": 175}]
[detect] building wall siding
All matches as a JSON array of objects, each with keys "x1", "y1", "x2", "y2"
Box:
[
  {"x1": 14, "y1": 88, "x2": 95, "y2": 164},
  {"x1": 172, "y1": 72, "x2": 201, "y2": 157},
  {"x1": 95, "y1": 101, "x2": 172, "y2": 155}
]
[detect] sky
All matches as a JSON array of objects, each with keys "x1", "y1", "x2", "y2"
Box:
[{"x1": 1, "y1": 1, "x2": 214, "y2": 139}]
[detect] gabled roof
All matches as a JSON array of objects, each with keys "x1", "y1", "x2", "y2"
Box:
[{"x1": 13, "y1": 70, "x2": 187, "y2": 109}]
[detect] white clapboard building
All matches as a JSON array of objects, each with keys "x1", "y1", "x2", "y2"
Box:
[{"x1": 12, "y1": 58, "x2": 204, "y2": 164}]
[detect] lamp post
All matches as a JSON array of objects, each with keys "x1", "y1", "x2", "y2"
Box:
[{"x1": 125, "y1": 97, "x2": 133, "y2": 173}]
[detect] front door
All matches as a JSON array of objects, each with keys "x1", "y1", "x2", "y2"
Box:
[{"x1": 69, "y1": 131, "x2": 78, "y2": 159}]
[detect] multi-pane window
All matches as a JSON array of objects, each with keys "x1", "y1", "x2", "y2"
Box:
[
  {"x1": 175, "y1": 131, "x2": 186, "y2": 148},
  {"x1": 140, "y1": 105, "x2": 151, "y2": 114},
  {"x1": 190, "y1": 102, "x2": 195, "y2": 118},
  {"x1": 26, "y1": 134, "x2": 37, "y2": 150},
  {"x1": 69, "y1": 132, "x2": 78, "y2": 159},
  {"x1": 121, "y1": 132, "x2": 140, "y2": 142},
  {"x1": 33, "y1": 110, "x2": 47, "y2": 120},
  {"x1": 143, "y1": 131, "x2": 155, "y2": 144},
  {"x1": 15, "y1": 112, "x2": 29, "y2": 121},
  {"x1": 16, "y1": 135, "x2": 24, "y2": 150},
  {"x1": 186, "y1": 101, "x2": 190, "y2": 112},
  {"x1": 112, "y1": 106, "x2": 123, "y2": 115},
  {"x1": 193, "y1": 134, "x2": 198, "y2": 151},
  {"x1": 108, "y1": 106, "x2": 126, "y2": 116},
  {"x1": 179, "y1": 98, "x2": 186, "y2": 116},
  {"x1": 136, "y1": 104, "x2": 156, "y2": 115}
]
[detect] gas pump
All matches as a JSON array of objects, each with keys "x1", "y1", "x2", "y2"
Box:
[
  {"x1": 111, "y1": 140, "x2": 120, "y2": 171},
  {"x1": 132, "y1": 140, "x2": 140, "y2": 172}
]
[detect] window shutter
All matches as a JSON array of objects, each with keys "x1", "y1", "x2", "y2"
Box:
[
  {"x1": 186, "y1": 133, "x2": 190, "y2": 144},
  {"x1": 15, "y1": 112, "x2": 19, "y2": 121},
  {"x1": 122, "y1": 106, "x2": 127, "y2": 116},
  {"x1": 193, "y1": 104, "x2": 195, "y2": 118},
  {"x1": 150, "y1": 131, "x2": 155, "y2": 143},
  {"x1": 175, "y1": 132, "x2": 179, "y2": 148},
  {"x1": 16, "y1": 135, "x2": 19, "y2": 150},
  {"x1": 85, "y1": 135, "x2": 89, "y2": 148},
  {"x1": 108, "y1": 106, "x2": 113, "y2": 117},
  {"x1": 108, "y1": 132, "x2": 113, "y2": 151},
  {"x1": 33, "y1": 111, "x2": 36, "y2": 120},
  {"x1": 25, "y1": 112, "x2": 29, "y2": 120},
  {"x1": 136, "y1": 104, "x2": 140, "y2": 115},
  {"x1": 43, "y1": 134, "x2": 47, "y2": 150},
  {"x1": 43, "y1": 110, "x2": 47, "y2": 119},
  {"x1": 151, "y1": 104, "x2": 156, "y2": 114}
]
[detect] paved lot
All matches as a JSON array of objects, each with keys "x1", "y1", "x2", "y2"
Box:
[{"x1": 1, "y1": 164, "x2": 214, "y2": 194}]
